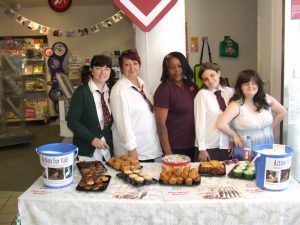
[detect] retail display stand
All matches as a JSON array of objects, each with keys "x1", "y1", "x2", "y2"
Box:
[
  {"x1": 0, "y1": 36, "x2": 50, "y2": 123},
  {"x1": 0, "y1": 62, "x2": 33, "y2": 147}
]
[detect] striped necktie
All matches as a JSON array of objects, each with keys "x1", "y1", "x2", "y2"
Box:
[
  {"x1": 96, "y1": 90, "x2": 113, "y2": 129},
  {"x1": 131, "y1": 86, "x2": 153, "y2": 112}
]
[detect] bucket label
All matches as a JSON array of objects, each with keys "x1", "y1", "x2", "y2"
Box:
[
  {"x1": 38, "y1": 150, "x2": 76, "y2": 188},
  {"x1": 264, "y1": 156, "x2": 292, "y2": 190},
  {"x1": 40, "y1": 154, "x2": 73, "y2": 168}
]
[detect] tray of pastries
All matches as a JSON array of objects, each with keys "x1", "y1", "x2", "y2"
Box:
[
  {"x1": 77, "y1": 160, "x2": 107, "y2": 175},
  {"x1": 76, "y1": 175, "x2": 111, "y2": 192},
  {"x1": 107, "y1": 154, "x2": 142, "y2": 172},
  {"x1": 116, "y1": 169, "x2": 157, "y2": 186},
  {"x1": 198, "y1": 160, "x2": 226, "y2": 176},
  {"x1": 228, "y1": 161, "x2": 255, "y2": 180},
  {"x1": 159, "y1": 166, "x2": 201, "y2": 186}
]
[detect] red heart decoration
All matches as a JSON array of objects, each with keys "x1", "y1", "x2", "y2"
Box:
[
  {"x1": 114, "y1": 0, "x2": 178, "y2": 32},
  {"x1": 129, "y1": 0, "x2": 161, "y2": 16}
]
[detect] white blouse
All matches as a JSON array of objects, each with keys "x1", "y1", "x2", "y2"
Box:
[
  {"x1": 194, "y1": 86, "x2": 234, "y2": 150},
  {"x1": 110, "y1": 76, "x2": 162, "y2": 160}
]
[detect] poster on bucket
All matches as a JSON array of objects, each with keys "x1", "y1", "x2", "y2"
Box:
[{"x1": 263, "y1": 156, "x2": 292, "y2": 190}]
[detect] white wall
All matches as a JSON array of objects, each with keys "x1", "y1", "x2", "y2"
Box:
[
  {"x1": 135, "y1": 0, "x2": 186, "y2": 95},
  {"x1": 0, "y1": 5, "x2": 134, "y2": 61},
  {"x1": 186, "y1": 0, "x2": 257, "y2": 86}
]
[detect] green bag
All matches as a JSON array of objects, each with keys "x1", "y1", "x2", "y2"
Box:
[
  {"x1": 219, "y1": 36, "x2": 239, "y2": 58},
  {"x1": 194, "y1": 37, "x2": 212, "y2": 89}
]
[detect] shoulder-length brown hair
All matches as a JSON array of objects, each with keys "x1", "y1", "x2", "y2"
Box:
[{"x1": 230, "y1": 69, "x2": 270, "y2": 111}]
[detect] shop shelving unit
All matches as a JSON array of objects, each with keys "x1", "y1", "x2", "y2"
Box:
[{"x1": 0, "y1": 36, "x2": 49, "y2": 123}]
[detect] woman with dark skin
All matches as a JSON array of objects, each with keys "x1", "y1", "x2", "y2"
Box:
[{"x1": 154, "y1": 52, "x2": 198, "y2": 161}]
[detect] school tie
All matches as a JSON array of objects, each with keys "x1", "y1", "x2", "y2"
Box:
[
  {"x1": 214, "y1": 90, "x2": 226, "y2": 111},
  {"x1": 96, "y1": 91, "x2": 113, "y2": 130},
  {"x1": 131, "y1": 86, "x2": 153, "y2": 112}
]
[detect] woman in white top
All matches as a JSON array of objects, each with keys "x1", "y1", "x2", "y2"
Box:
[
  {"x1": 110, "y1": 49, "x2": 162, "y2": 162},
  {"x1": 217, "y1": 69, "x2": 287, "y2": 160},
  {"x1": 194, "y1": 62, "x2": 234, "y2": 162}
]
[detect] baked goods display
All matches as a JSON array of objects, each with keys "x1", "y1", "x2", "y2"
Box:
[
  {"x1": 198, "y1": 160, "x2": 226, "y2": 176},
  {"x1": 116, "y1": 169, "x2": 157, "y2": 186},
  {"x1": 228, "y1": 161, "x2": 255, "y2": 180},
  {"x1": 76, "y1": 161, "x2": 111, "y2": 192},
  {"x1": 76, "y1": 174, "x2": 111, "y2": 192},
  {"x1": 162, "y1": 154, "x2": 191, "y2": 170},
  {"x1": 77, "y1": 161, "x2": 107, "y2": 175},
  {"x1": 107, "y1": 155, "x2": 142, "y2": 172},
  {"x1": 159, "y1": 166, "x2": 201, "y2": 186}
]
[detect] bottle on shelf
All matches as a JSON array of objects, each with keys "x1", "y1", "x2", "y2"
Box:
[{"x1": 243, "y1": 136, "x2": 252, "y2": 161}]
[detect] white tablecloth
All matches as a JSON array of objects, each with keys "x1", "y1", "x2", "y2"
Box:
[{"x1": 18, "y1": 163, "x2": 300, "y2": 225}]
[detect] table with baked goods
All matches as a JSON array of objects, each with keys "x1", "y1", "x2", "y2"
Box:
[{"x1": 18, "y1": 163, "x2": 300, "y2": 225}]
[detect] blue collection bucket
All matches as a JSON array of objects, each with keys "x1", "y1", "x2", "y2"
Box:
[
  {"x1": 253, "y1": 144, "x2": 293, "y2": 191},
  {"x1": 36, "y1": 143, "x2": 78, "y2": 188}
]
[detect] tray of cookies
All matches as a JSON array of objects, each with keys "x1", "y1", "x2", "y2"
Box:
[
  {"x1": 159, "y1": 166, "x2": 201, "y2": 186},
  {"x1": 116, "y1": 169, "x2": 157, "y2": 186},
  {"x1": 228, "y1": 162, "x2": 255, "y2": 180},
  {"x1": 106, "y1": 154, "x2": 142, "y2": 172},
  {"x1": 76, "y1": 175, "x2": 111, "y2": 192},
  {"x1": 77, "y1": 160, "x2": 107, "y2": 175},
  {"x1": 198, "y1": 160, "x2": 226, "y2": 177}
]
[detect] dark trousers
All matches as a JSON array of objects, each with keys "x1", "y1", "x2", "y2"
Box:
[
  {"x1": 172, "y1": 147, "x2": 197, "y2": 162},
  {"x1": 206, "y1": 148, "x2": 230, "y2": 161}
]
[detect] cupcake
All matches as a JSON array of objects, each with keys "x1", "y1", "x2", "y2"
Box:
[
  {"x1": 233, "y1": 168, "x2": 243, "y2": 178},
  {"x1": 243, "y1": 170, "x2": 255, "y2": 179},
  {"x1": 129, "y1": 174, "x2": 138, "y2": 180},
  {"x1": 133, "y1": 169, "x2": 141, "y2": 174},
  {"x1": 124, "y1": 170, "x2": 133, "y2": 175},
  {"x1": 135, "y1": 176, "x2": 145, "y2": 185}
]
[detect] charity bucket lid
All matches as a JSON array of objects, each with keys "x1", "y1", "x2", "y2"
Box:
[
  {"x1": 253, "y1": 144, "x2": 293, "y2": 156},
  {"x1": 36, "y1": 143, "x2": 77, "y2": 156}
]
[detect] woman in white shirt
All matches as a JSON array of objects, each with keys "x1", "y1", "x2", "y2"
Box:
[
  {"x1": 194, "y1": 62, "x2": 234, "y2": 162},
  {"x1": 110, "y1": 49, "x2": 162, "y2": 162}
]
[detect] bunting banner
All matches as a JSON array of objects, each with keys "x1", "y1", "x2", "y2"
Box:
[{"x1": 0, "y1": 0, "x2": 124, "y2": 37}]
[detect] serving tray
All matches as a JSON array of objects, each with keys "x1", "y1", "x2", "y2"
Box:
[
  {"x1": 116, "y1": 172, "x2": 157, "y2": 186},
  {"x1": 227, "y1": 165, "x2": 255, "y2": 180},
  {"x1": 77, "y1": 160, "x2": 107, "y2": 175},
  {"x1": 76, "y1": 175, "x2": 111, "y2": 192}
]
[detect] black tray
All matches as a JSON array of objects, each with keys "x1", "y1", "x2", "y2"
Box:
[
  {"x1": 106, "y1": 162, "x2": 143, "y2": 172},
  {"x1": 158, "y1": 178, "x2": 200, "y2": 186},
  {"x1": 77, "y1": 160, "x2": 107, "y2": 175},
  {"x1": 76, "y1": 175, "x2": 111, "y2": 192},
  {"x1": 199, "y1": 162, "x2": 226, "y2": 177},
  {"x1": 228, "y1": 165, "x2": 255, "y2": 180},
  {"x1": 116, "y1": 173, "x2": 157, "y2": 186}
]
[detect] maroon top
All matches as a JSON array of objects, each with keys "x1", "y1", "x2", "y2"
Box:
[{"x1": 154, "y1": 79, "x2": 198, "y2": 150}]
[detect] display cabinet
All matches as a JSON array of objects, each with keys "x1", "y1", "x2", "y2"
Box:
[{"x1": 0, "y1": 36, "x2": 49, "y2": 123}]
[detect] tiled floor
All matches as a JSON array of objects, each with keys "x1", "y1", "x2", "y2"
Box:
[
  {"x1": 0, "y1": 191, "x2": 21, "y2": 225},
  {"x1": 0, "y1": 120, "x2": 63, "y2": 225}
]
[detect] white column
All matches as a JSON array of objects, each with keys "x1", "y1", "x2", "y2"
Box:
[{"x1": 135, "y1": 0, "x2": 186, "y2": 95}]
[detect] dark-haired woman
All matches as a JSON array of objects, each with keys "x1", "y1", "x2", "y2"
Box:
[
  {"x1": 110, "y1": 49, "x2": 162, "y2": 162},
  {"x1": 194, "y1": 62, "x2": 234, "y2": 162},
  {"x1": 217, "y1": 69, "x2": 287, "y2": 160},
  {"x1": 67, "y1": 55, "x2": 114, "y2": 161},
  {"x1": 154, "y1": 52, "x2": 198, "y2": 161}
]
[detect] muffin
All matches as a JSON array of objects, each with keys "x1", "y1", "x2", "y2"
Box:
[
  {"x1": 243, "y1": 169, "x2": 255, "y2": 179},
  {"x1": 233, "y1": 168, "x2": 243, "y2": 178}
]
